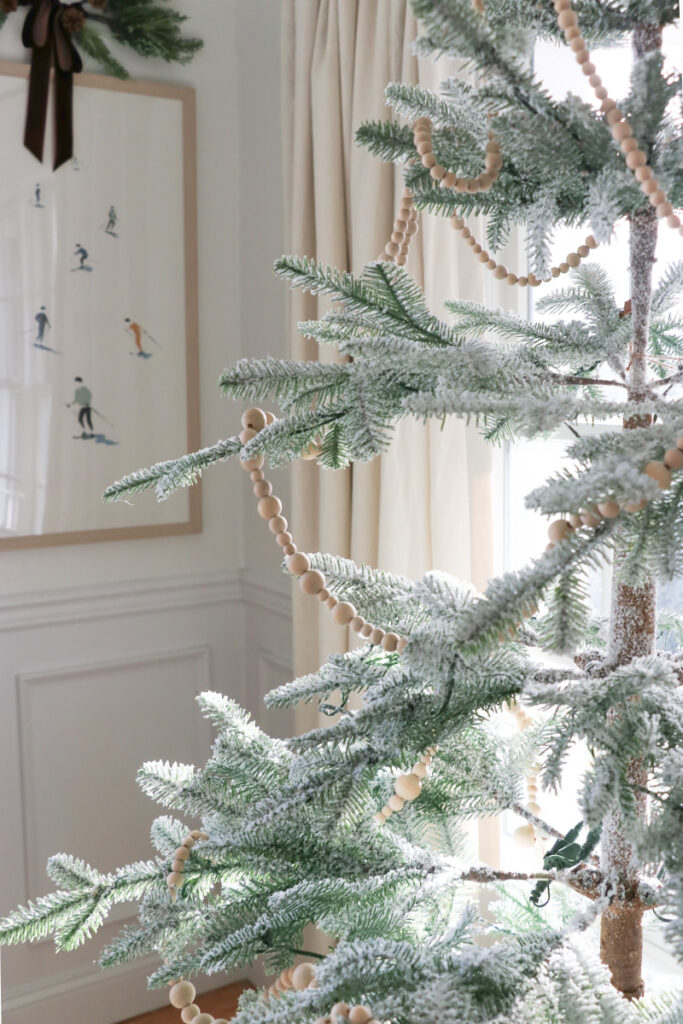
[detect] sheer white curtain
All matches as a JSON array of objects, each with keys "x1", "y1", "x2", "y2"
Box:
[{"x1": 281, "y1": 3, "x2": 524, "y2": 774}]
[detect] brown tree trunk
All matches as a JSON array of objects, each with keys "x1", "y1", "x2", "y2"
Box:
[{"x1": 599, "y1": 74, "x2": 659, "y2": 992}]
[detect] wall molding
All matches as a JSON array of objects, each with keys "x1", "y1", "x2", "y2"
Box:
[{"x1": 241, "y1": 569, "x2": 291, "y2": 619}]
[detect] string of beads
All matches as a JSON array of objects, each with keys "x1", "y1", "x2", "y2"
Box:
[
  {"x1": 380, "y1": 188, "x2": 419, "y2": 264},
  {"x1": 554, "y1": 0, "x2": 682, "y2": 235},
  {"x1": 314, "y1": 1000, "x2": 382, "y2": 1024},
  {"x1": 546, "y1": 439, "x2": 683, "y2": 548},
  {"x1": 509, "y1": 702, "x2": 544, "y2": 848}
]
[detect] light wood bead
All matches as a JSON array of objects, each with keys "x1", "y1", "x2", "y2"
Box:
[
  {"x1": 300, "y1": 571, "x2": 326, "y2": 595},
  {"x1": 635, "y1": 165, "x2": 653, "y2": 182},
  {"x1": 182, "y1": 836, "x2": 195, "y2": 848},
  {"x1": 241, "y1": 408, "x2": 267, "y2": 432},
  {"x1": 406, "y1": 219, "x2": 419, "y2": 235},
  {"x1": 382, "y1": 632, "x2": 399, "y2": 652},
  {"x1": 349, "y1": 1007, "x2": 372, "y2": 1024},
  {"x1": 350, "y1": 615, "x2": 366, "y2": 632},
  {"x1": 506, "y1": 273, "x2": 518, "y2": 285},
  {"x1": 374, "y1": 811, "x2": 386, "y2": 824},
  {"x1": 167, "y1": 871, "x2": 184, "y2": 887},
  {"x1": 421, "y1": 753, "x2": 432, "y2": 764},
  {"x1": 625, "y1": 499, "x2": 647, "y2": 513},
  {"x1": 641, "y1": 178, "x2": 660, "y2": 195},
  {"x1": 460, "y1": 226, "x2": 472, "y2": 239},
  {"x1": 569, "y1": 37, "x2": 585, "y2": 52},
  {"x1": 657, "y1": 202, "x2": 674, "y2": 219},
  {"x1": 385, "y1": 241, "x2": 400, "y2": 257},
  {"x1": 396, "y1": 255, "x2": 407, "y2": 266},
  {"x1": 559, "y1": 263, "x2": 569, "y2": 274},
  {"x1": 601, "y1": 98, "x2": 617, "y2": 112},
  {"x1": 253, "y1": 480, "x2": 272, "y2": 498},
  {"x1": 577, "y1": 245, "x2": 589, "y2": 257},
  {"x1": 588, "y1": 73, "x2": 601, "y2": 87},
  {"x1": 478, "y1": 251, "x2": 489, "y2": 262},
  {"x1": 547, "y1": 519, "x2": 572, "y2": 542},
  {"x1": 191, "y1": 830, "x2": 208, "y2": 840},
  {"x1": 565, "y1": 25, "x2": 581, "y2": 39},
  {"x1": 331, "y1": 1003, "x2": 351, "y2": 1020},
  {"x1": 283, "y1": 543, "x2": 296, "y2": 556},
  {"x1": 551, "y1": 267, "x2": 561, "y2": 277},
  {"x1": 361, "y1": 622, "x2": 373, "y2": 638},
  {"x1": 611, "y1": 121, "x2": 632, "y2": 141},
  {"x1": 170, "y1": 982, "x2": 197, "y2": 1008},
  {"x1": 517, "y1": 276, "x2": 528, "y2": 286},
  {"x1": 276, "y1": 532, "x2": 293, "y2": 547},
  {"x1": 486, "y1": 259, "x2": 497, "y2": 270},
  {"x1": 395, "y1": 218, "x2": 408, "y2": 231},
  {"x1": 239, "y1": 427, "x2": 257, "y2": 445},
  {"x1": 594, "y1": 85, "x2": 608, "y2": 100},
  {"x1": 388, "y1": 794, "x2": 405, "y2": 812},
  {"x1": 370, "y1": 627, "x2": 385, "y2": 646},
  {"x1": 644, "y1": 461, "x2": 672, "y2": 489},
  {"x1": 193, "y1": 1015, "x2": 214, "y2": 1024},
  {"x1": 326, "y1": 595, "x2": 339, "y2": 609},
  {"x1": 430, "y1": 164, "x2": 447, "y2": 181},
  {"x1": 391, "y1": 231, "x2": 405, "y2": 244},
  {"x1": 566, "y1": 252, "x2": 580, "y2": 268},
  {"x1": 287, "y1": 552, "x2": 310, "y2": 575},
  {"x1": 413, "y1": 761, "x2": 427, "y2": 779},
  {"x1": 421, "y1": 153, "x2": 437, "y2": 169},
  {"x1": 251, "y1": 469, "x2": 264, "y2": 482},
  {"x1": 269, "y1": 515, "x2": 287, "y2": 534},
  {"x1": 241, "y1": 455, "x2": 264, "y2": 472},
  {"x1": 442, "y1": 171, "x2": 458, "y2": 188},
  {"x1": 626, "y1": 149, "x2": 647, "y2": 169},
  {"x1": 477, "y1": 172, "x2": 494, "y2": 189},
  {"x1": 557, "y1": 9, "x2": 577, "y2": 26},
  {"x1": 575, "y1": 49, "x2": 590, "y2": 65},
  {"x1": 586, "y1": 235, "x2": 598, "y2": 248},
  {"x1": 416, "y1": 140, "x2": 432, "y2": 156},
  {"x1": 292, "y1": 963, "x2": 316, "y2": 991},
  {"x1": 181, "y1": 1005, "x2": 201, "y2": 1023},
  {"x1": 493, "y1": 265, "x2": 507, "y2": 280},
  {"x1": 317, "y1": 588, "x2": 330, "y2": 602},
  {"x1": 397, "y1": 637, "x2": 408, "y2": 654},
  {"x1": 381, "y1": 804, "x2": 393, "y2": 817},
  {"x1": 667, "y1": 215, "x2": 681, "y2": 229},
  {"x1": 572, "y1": 510, "x2": 587, "y2": 527},
  {"x1": 597, "y1": 499, "x2": 620, "y2": 518},
  {"x1": 395, "y1": 773, "x2": 421, "y2": 801},
  {"x1": 514, "y1": 824, "x2": 536, "y2": 848},
  {"x1": 258, "y1": 496, "x2": 282, "y2": 519},
  {"x1": 528, "y1": 801, "x2": 542, "y2": 814},
  {"x1": 664, "y1": 448, "x2": 683, "y2": 472},
  {"x1": 605, "y1": 107, "x2": 622, "y2": 125},
  {"x1": 172, "y1": 859, "x2": 186, "y2": 872},
  {"x1": 579, "y1": 510, "x2": 601, "y2": 528},
  {"x1": 174, "y1": 846, "x2": 190, "y2": 861},
  {"x1": 334, "y1": 601, "x2": 356, "y2": 625}
]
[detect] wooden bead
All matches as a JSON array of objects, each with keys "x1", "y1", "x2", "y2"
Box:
[
  {"x1": 527, "y1": 801, "x2": 542, "y2": 814},
  {"x1": 300, "y1": 571, "x2": 326, "y2": 595},
  {"x1": 566, "y1": 252, "x2": 580, "y2": 268},
  {"x1": 442, "y1": 171, "x2": 458, "y2": 188},
  {"x1": 551, "y1": 267, "x2": 561, "y2": 277},
  {"x1": 241, "y1": 408, "x2": 267, "y2": 432},
  {"x1": 331, "y1": 1003, "x2": 351, "y2": 1020},
  {"x1": 626, "y1": 149, "x2": 646, "y2": 169},
  {"x1": 478, "y1": 251, "x2": 489, "y2": 262},
  {"x1": 170, "y1": 982, "x2": 197, "y2": 1008},
  {"x1": 292, "y1": 963, "x2": 316, "y2": 991},
  {"x1": 382, "y1": 632, "x2": 399, "y2": 652},
  {"x1": 657, "y1": 202, "x2": 674, "y2": 219},
  {"x1": 193, "y1": 1016, "x2": 214, "y2": 1024},
  {"x1": 506, "y1": 273, "x2": 518, "y2": 285},
  {"x1": 430, "y1": 164, "x2": 447, "y2": 180},
  {"x1": 350, "y1": 615, "x2": 366, "y2": 632},
  {"x1": 349, "y1": 1007, "x2": 372, "y2": 1024},
  {"x1": 326, "y1": 594, "x2": 339, "y2": 609},
  {"x1": 182, "y1": 836, "x2": 195, "y2": 848},
  {"x1": 385, "y1": 241, "x2": 400, "y2": 257},
  {"x1": 397, "y1": 637, "x2": 408, "y2": 654},
  {"x1": 601, "y1": 97, "x2": 617, "y2": 112},
  {"x1": 611, "y1": 121, "x2": 632, "y2": 141},
  {"x1": 605, "y1": 107, "x2": 622, "y2": 125},
  {"x1": 391, "y1": 231, "x2": 405, "y2": 244},
  {"x1": 557, "y1": 9, "x2": 577, "y2": 26},
  {"x1": 597, "y1": 499, "x2": 620, "y2": 518},
  {"x1": 517, "y1": 276, "x2": 528, "y2": 286},
  {"x1": 667, "y1": 215, "x2": 681, "y2": 229},
  {"x1": 624, "y1": 499, "x2": 647, "y2": 513},
  {"x1": 269, "y1": 515, "x2": 288, "y2": 535},
  {"x1": 594, "y1": 85, "x2": 608, "y2": 99},
  {"x1": 361, "y1": 622, "x2": 373, "y2": 638},
  {"x1": 283, "y1": 543, "x2": 297, "y2": 556},
  {"x1": 374, "y1": 811, "x2": 386, "y2": 824},
  {"x1": 644, "y1": 461, "x2": 671, "y2": 489},
  {"x1": 623, "y1": 138, "x2": 640, "y2": 155},
  {"x1": 547, "y1": 519, "x2": 572, "y2": 542},
  {"x1": 514, "y1": 824, "x2": 536, "y2": 848},
  {"x1": 588, "y1": 73, "x2": 601, "y2": 87},
  {"x1": 276, "y1": 532, "x2": 293, "y2": 547},
  {"x1": 413, "y1": 761, "x2": 427, "y2": 778},
  {"x1": 317, "y1": 588, "x2": 330, "y2": 603},
  {"x1": 174, "y1": 846, "x2": 190, "y2": 861},
  {"x1": 577, "y1": 245, "x2": 589, "y2": 257},
  {"x1": 493, "y1": 265, "x2": 507, "y2": 279},
  {"x1": 167, "y1": 872, "x2": 184, "y2": 888},
  {"x1": 287, "y1": 553, "x2": 310, "y2": 576},
  {"x1": 664, "y1": 449, "x2": 683, "y2": 471},
  {"x1": 635, "y1": 165, "x2": 653, "y2": 182},
  {"x1": 334, "y1": 601, "x2": 356, "y2": 625},
  {"x1": 565, "y1": 25, "x2": 581, "y2": 39},
  {"x1": 381, "y1": 804, "x2": 393, "y2": 817},
  {"x1": 251, "y1": 469, "x2": 264, "y2": 482},
  {"x1": 370, "y1": 628, "x2": 385, "y2": 646},
  {"x1": 181, "y1": 1005, "x2": 201, "y2": 1023},
  {"x1": 258, "y1": 496, "x2": 282, "y2": 519},
  {"x1": 191, "y1": 830, "x2": 208, "y2": 840},
  {"x1": 641, "y1": 177, "x2": 659, "y2": 194},
  {"x1": 241, "y1": 455, "x2": 264, "y2": 472},
  {"x1": 574, "y1": 49, "x2": 590, "y2": 65},
  {"x1": 579, "y1": 510, "x2": 601, "y2": 528},
  {"x1": 253, "y1": 480, "x2": 272, "y2": 498},
  {"x1": 421, "y1": 152, "x2": 437, "y2": 169},
  {"x1": 388, "y1": 793, "x2": 405, "y2": 813},
  {"x1": 586, "y1": 235, "x2": 598, "y2": 248},
  {"x1": 559, "y1": 263, "x2": 569, "y2": 274},
  {"x1": 172, "y1": 859, "x2": 186, "y2": 872},
  {"x1": 395, "y1": 773, "x2": 421, "y2": 801},
  {"x1": 240, "y1": 428, "x2": 257, "y2": 446}
]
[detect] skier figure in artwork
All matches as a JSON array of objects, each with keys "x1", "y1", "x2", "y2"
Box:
[
  {"x1": 34, "y1": 306, "x2": 51, "y2": 345},
  {"x1": 73, "y1": 244, "x2": 91, "y2": 271},
  {"x1": 105, "y1": 206, "x2": 118, "y2": 236},
  {"x1": 67, "y1": 377, "x2": 94, "y2": 438},
  {"x1": 33, "y1": 183, "x2": 43, "y2": 208},
  {"x1": 125, "y1": 317, "x2": 158, "y2": 358}
]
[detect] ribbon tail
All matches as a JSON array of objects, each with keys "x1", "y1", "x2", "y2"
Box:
[
  {"x1": 23, "y1": 40, "x2": 52, "y2": 164},
  {"x1": 53, "y1": 66, "x2": 73, "y2": 170}
]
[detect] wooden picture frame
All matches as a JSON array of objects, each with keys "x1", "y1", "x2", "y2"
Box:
[{"x1": 0, "y1": 61, "x2": 201, "y2": 549}]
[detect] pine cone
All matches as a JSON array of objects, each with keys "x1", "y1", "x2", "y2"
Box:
[
  {"x1": 60, "y1": 5, "x2": 86, "y2": 33},
  {"x1": 0, "y1": 0, "x2": 19, "y2": 14}
]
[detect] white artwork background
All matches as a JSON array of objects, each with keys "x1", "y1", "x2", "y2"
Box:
[{"x1": 0, "y1": 74, "x2": 191, "y2": 536}]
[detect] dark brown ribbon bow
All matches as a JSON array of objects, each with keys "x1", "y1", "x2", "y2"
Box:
[{"x1": 22, "y1": 0, "x2": 83, "y2": 170}]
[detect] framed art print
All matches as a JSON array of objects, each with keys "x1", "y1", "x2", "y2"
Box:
[{"x1": 0, "y1": 61, "x2": 201, "y2": 548}]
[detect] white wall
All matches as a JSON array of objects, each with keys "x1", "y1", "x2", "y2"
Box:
[{"x1": 0, "y1": 4, "x2": 293, "y2": 1022}]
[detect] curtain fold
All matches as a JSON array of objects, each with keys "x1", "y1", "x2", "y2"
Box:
[{"x1": 281, "y1": 1, "x2": 525, "y2": 716}]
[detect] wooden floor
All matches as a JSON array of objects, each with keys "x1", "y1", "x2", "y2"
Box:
[{"x1": 119, "y1": 980, "x2": 250, "y2": 1024}]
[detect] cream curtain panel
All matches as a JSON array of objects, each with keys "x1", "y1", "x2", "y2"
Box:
[{"x1": 281, "y1": 1, "x2": 525, "y2": 698}]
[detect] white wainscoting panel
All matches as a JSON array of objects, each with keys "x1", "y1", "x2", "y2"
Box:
[{"x1": 0, "y1": 570, "x2": 293, "y2": 1024}]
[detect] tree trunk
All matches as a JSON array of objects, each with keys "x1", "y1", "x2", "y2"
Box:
[{"x1": 600, "y1": 111, "x2": 659, "y2": 996}]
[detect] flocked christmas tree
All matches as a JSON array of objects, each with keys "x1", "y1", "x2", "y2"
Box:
[{"x1": 2, "y1": 0, "x2": 683, "y2": 1020}]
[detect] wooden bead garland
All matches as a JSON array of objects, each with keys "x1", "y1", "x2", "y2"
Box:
[
  {"x1": 412, "y1": 116, "x2": 502, "y2": 195},
  {"x1": 510, "y1": 701, "x2": 543, "y2": 848},
  {"x1": 313, "y1": 1000, "x2": 381, "y2": 1024},
  {"x1": 374, "y1": 747, "x2": 438, "y2": 825},
  {"x1": 553, "y1": 0, "x2": 682, "y2": 235},
  {"x1": 379, "y1": 188, "x2": 419, "y2": 265},
  {"x1": 545, "y1": 436, "x2": 683, "y2": 551}
]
